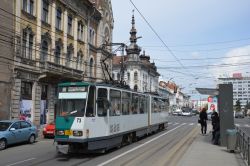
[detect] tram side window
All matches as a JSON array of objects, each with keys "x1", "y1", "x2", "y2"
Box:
[
  {"x1": 86, "y1": 86, "x2": 95, "y2": 117},
  {"x1": 110, "y1": 89, "x2": 121, "y2": 116},
  {"x1": 144, "y1": 96, "x2": 149, "y2": 114},
  {"x1": 97, "y1": 88, "x2": 107, "y2": 117},
  {"x1": 131, "y1": 93, "x2": 139, "y2": 114},
  {"x1": 139, "y1": 95, "x2": 145, "y2": 114},
  {"x1": 122, "y1": 91, "x2": 131, "y2": 115},
  {"x1": 152, "y1": 98, "x2": 158, "y2": 113}
]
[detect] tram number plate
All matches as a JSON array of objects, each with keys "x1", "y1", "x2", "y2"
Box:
[{"x1": 65, "y1": 130, "x2": 72, "y2": 136}]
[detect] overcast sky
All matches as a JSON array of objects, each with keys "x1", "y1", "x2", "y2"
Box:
[{"x1": 111, "y1": 0, "x2": 250, "y2": 99}]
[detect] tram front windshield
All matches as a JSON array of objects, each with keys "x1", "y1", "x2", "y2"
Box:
[{"x1": 57, "y1": 99, "x2": 86, "y2": 117}]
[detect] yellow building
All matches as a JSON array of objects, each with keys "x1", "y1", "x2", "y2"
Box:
[{"x1": 2, "y1": 0, "x2": 114, "y2": 125}]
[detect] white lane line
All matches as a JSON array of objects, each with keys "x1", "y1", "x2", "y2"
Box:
[
  {"x1": 235, "y1": 124, "x2": 240, "y2": 127},
  {"x1": 97, "y1": 123, "x2": 185, "y2": 166},
  {"x1": 168, "y1": 122, "x2": 173, "y2": 125},
  {"x1": 6, "y1": 158, "x2": 36, "y2": 166},
  {"x1": 189, "y1": 123, "x2": 194, "y2": 126},
  {"x1": 173, "y1": 122, "x2": 179, "y2": 126}
]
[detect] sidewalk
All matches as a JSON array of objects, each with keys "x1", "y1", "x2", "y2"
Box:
[{"x1": 177, "y1": 124, "x2": 246, "y2": 166}]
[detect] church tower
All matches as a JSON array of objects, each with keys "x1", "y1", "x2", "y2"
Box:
[{"x1": 126, "y1": 12, "x2": 141, "y2": 61}]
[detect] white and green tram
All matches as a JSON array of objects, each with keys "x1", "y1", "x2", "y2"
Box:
[{"x1": 55, "y1": 82, "x2": 169, "y2": 153}]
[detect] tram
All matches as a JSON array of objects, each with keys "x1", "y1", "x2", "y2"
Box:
[{"x1": 55, "y1": 82, "x2": 169, "y2": 153}]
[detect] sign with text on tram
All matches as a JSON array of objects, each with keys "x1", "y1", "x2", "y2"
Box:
[{"x1": 62, "y1": 86, "x2": 87, "y2": 92}]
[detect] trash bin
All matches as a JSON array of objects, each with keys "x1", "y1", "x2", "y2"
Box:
[{"x1": 226, "y1": 129, "x2": 237, "y2": 152}]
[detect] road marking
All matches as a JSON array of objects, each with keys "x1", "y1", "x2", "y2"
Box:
[
  {"x1": 168, "y1": 122, "x2": 173, "y2": 125},
  {"x1": 235, "y1": 124, "x2": 240, "y2": 127},
  {"x1": 189, "y1": 123, "x2": 194, "y2": 125},
  {"x1": 6, "y1": 158, "x2": 36, "y2": 166},
  {"x1": 97, "y1": 123, "x2": 185, "y2": 166}
]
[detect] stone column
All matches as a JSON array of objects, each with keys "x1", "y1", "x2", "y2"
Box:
[
  {"x1": 32, "y1": 82, "x2": 41, "y2": 125},
  {"x1": 47, "y1": 85, "x2": 55, "y2": 123},
  {"x1": 11, "y1": 78, "x2": 21, "y2": 119}
]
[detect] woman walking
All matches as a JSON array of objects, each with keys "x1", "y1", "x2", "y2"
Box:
[{"x1": 199, "y1": 108, "x2": 208, "y2": 135}]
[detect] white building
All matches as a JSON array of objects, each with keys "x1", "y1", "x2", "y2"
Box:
[
  {"x1": 218, "y1": 73, "x2": 250, "y2": 106},
  {"x1": 112, "y1": 14, "x2": 160, "y2": 92}
]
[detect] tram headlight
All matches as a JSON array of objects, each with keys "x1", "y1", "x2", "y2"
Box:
[
  {"x1": 56, "y1": 130, "x2": 65, "y2": 136},
  {"x1": 73, "y1": 130, "x2": 83, "y2": 137}
]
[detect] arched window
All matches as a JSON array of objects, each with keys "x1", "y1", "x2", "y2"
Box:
[
  {"x1": 41, "y1": 40, "x2": 48, "y2": 61},
  {"x1": 89, "y1": 58, "x2": 94, "y2": 77},
  {"x1": 134, "y1": 71, "x2": 138, "y2": 81},
  {"x1": 134, "y1": 85, "x2": 138, "y2": 92},
  {"x1": 55, "y1": 46, "x2": 60, "y2": 64}
]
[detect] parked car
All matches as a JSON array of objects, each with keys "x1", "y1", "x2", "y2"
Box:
[
  {"x1": 0, "y1": 120, "x2": 38, "y2": 150},
  {"x1": 234, "y1": 111, "x2": 244, "y2": 118},
  {"x1": 191, "y1": 109, "x2": 199, "y2": 116},
  {"x1": 181, "y1": 110, "x2": 192, "y2": 116},
  {"x1": 43, "y1": 122, "x2": 55, "y2": 138},
  {"x1": 172, "y1": 108, "x2": 182, "y2": 116}
]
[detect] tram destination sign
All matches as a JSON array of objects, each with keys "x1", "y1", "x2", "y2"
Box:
[{"x1": 61, "y1": 86, "x2": 87, "y2": 92}]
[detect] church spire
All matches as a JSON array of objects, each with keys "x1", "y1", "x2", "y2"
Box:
[
  {"x1": 130, "y1": 10, "x2": 138, "y2": 43},
  {"x1": 126, "y1": 10, "x2": 141, "y2": 59}
]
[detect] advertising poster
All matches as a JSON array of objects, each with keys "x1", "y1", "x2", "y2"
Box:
[
  {"x1": 20, "y1": 100, "x2": 32, "y2": 123},
  {"x1": 208, "y1": 96, "x2": 218, "y2": 113}
]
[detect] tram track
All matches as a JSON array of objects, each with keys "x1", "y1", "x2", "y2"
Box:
[
  {"x1": 119, "y1": 124, "x2": 196, "y2": 166},
  {"x1": 96, "y1": 123, "x2": 195, "y2": 166}
]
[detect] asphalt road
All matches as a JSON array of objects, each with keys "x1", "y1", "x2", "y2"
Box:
[{"x1": 1, "y1": 115, "x2": 248, "y2": 166}]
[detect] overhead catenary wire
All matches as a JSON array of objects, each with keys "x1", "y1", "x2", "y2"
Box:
[{"x1": 129, "y1": 0, "x2": 198, "y2": 79}]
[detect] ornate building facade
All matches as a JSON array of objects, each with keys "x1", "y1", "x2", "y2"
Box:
[
  {"x1": 112, "y1": 14, "x2": 160, "y2": 93},
  {"x1": 0, "y1": 0, "x2": 114, "y2": 124}
]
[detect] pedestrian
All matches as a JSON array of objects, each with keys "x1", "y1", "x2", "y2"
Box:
[
  {"x1": 211, "y1": 111, "x2": 219, "y2": 140},
  {"x1": 199, "y1": 108, "x2": 208, "y2": 135}
]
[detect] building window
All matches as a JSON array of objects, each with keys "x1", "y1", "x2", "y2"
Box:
[
  {"x1": 56, "y1": 8, "x2": 62, "y2": 30},
  {"x1": 127, "y1": 72, "x2": 130, "y2": 81},
  {"x1": 134, "y1": 71, "x2": 138, "y2": 81},
  {"x1": 117, "y1": 73, "x2": 120, "y2": 81},
  {"x1": 22, "y1": 28, "x2": 33, "y2": 59},
  {"x1": 78, "y1": 21, "x2": 84, "y2": 41},
  {"x1": 21, "y1": 82, "x2": 32, "y2": 99},
  {"x1": 77, "y1": 51, "x2": 83, "y2": 70},
  {"x1": 23, "y1": 0, "x2": 34, "y2": 15},
  {"x1": 41, "y1": 41, "x2": 48, "y2": 61},
  {"x1": 67, "y1": 15, "x2": 72, "y2": 35},
  {"x1": 89, "y1": 58, "x2": 94, "y2": 77},
  {"x1": 42, "y1": 0, "x2": 49, "y2": 23},
  {"x1": 89, "y1": 28, "x2": 95, "y2": 45},
  {"x1": 55, "y1": 46, "x2": 61, "y2": 64},
  {"x1": 66, "y1": 47, "x2": 72, "y2": 67},
  {"x1": 22, "y1": 31, "x2": 27, "y2": 57},
  {"x1": 134, "y1": 85, "x2": 138, "y2": 92},
  {"x1": 28, "y1": 33, "x2": 33, "y2": 59}
]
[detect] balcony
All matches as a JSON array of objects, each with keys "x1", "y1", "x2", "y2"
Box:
[{"x1": 15, "y1": 53, "x2": 84, "y2": 81}]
